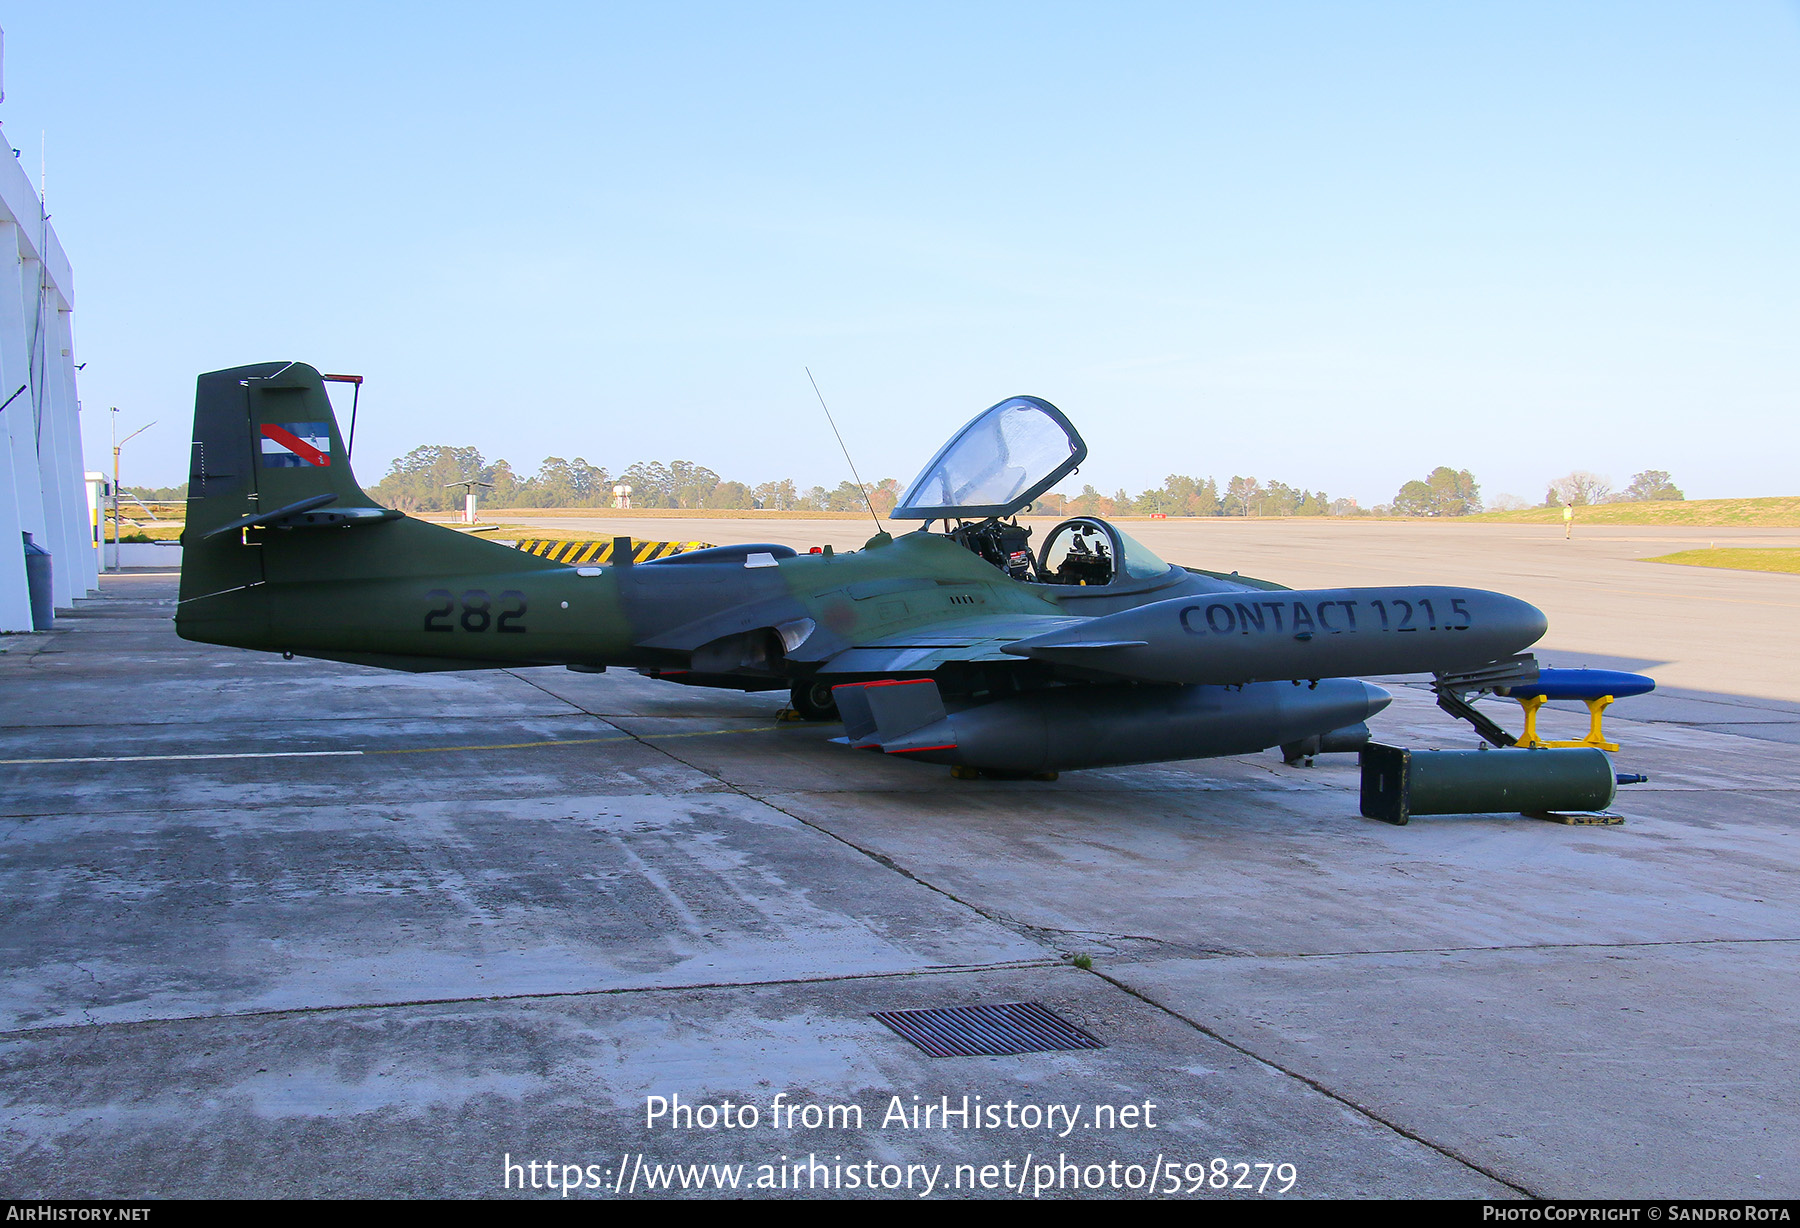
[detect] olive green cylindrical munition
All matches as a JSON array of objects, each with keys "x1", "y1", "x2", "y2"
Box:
[{"x1": 1360, "y1": 744, "x2": 1616, "y2": 825}]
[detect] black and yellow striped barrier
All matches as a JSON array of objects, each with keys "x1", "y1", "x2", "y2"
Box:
[{"x1": 513, "y1": 538, "x2": 713, "y2": 564}]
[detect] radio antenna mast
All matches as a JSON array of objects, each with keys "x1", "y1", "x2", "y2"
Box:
[{"x1": 806, "y1": 367, "x2": 883, "y2": 534}]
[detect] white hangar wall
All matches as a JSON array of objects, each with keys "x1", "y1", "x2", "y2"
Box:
[{"x1": 0, "y1": 106, "x2": 90, "y2": 631}]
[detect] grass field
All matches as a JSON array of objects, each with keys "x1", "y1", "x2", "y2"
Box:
[
  {"x1": 1468, "y1": 497, "x2": 1800, "y2": 527},
  {"x1": 1641, "y1": 548, "x2": 1800, "y2": 575},
  {"x1": 103, "y1": 521, "x2": 183, "y2": 541}
]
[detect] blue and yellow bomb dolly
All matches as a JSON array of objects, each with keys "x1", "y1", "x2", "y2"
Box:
[{"x1": 1495, "y1": 668, "x2": 1657, "y2": 752}]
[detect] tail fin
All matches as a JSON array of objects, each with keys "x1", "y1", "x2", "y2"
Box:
[
  {"x1": 180, "y1": 361, "x2": 549, "y2": 612},
  {"x1": 181, "y1": 361, "x2": 384, "y2": 602},
  {"x1": 187, "y1": 362, "x2": 375, "y2": 530}
]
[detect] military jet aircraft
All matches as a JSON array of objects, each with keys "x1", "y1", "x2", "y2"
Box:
[{"x1": 176, "y1": 363, "x2": 1548, "y2": 775}]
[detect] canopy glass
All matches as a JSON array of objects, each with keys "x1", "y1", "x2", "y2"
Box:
[{"x1": 892, "y1": 396, "x2": 1087, "y2": 521}]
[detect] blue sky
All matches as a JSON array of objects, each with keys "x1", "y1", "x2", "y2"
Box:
[{"x1": 4, "y1": 2, "x2": 1796, "y2": 504}]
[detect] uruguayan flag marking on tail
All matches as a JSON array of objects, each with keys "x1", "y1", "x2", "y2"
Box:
[{"x1": 260, "y1": 422, "x2": 332, "y2": 467}]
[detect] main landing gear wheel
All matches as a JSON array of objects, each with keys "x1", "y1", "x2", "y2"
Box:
[{"x1": 789, "y1": 679, "x2": 840, "y2": 721}]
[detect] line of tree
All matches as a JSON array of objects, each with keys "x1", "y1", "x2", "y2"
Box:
[
  {"x1": 369, "y1": 447, "x2": 1357, "y2": 518},
  {"x1": 367, "y1": 445, "x2": 910, "y2": 514},
  {"x1": 1375, "y1": 465, "x2": 1686, "y2": 516},
  {"x1": 1541, "y1": 469, "x2": 1684, "y2": 506},
  {"x1": 199, "y1": 443, "x2": 1683, "y2": 519},
  {"x1": 121, "y1": 483, "x2": 190, "y2": 501},
  {"x1": 1384, "y1": 467, "x2": 1482, "y2": 517},
  {"x1": 1035, "y1": 475, "x2": 1342, "y2": 518},
  {"x1": 369, "y1": 444, "x2": 1353, "y2": 514}
]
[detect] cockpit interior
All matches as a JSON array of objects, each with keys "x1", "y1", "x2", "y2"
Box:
[{"x1": 893, "y1": 395, "x2": 1182, "y2": 592}]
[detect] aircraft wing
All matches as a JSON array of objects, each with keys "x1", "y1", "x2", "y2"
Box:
[{"x1": 819, "y1": 612, "x2": 1089, "y2": 674}]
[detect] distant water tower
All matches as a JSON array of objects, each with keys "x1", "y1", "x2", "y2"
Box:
[
  {"x1": 613, "y1": 484, "x2": 632, "y2": 509},
  {"x1": 445, "y1": 479, "x2": 493, "y2": 524}
]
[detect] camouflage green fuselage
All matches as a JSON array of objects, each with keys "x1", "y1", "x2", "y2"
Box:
[{"x1": 180, "y1": 518, "x2": 1071, "y2": 679}]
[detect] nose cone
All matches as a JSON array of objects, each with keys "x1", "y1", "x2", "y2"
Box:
[
  {"x1": 1503, "y1": 594, "x2": 1550, "y2": 651},
  {"x1": 1361, "y1": 681, "x2": 1393, "y2": 719}
]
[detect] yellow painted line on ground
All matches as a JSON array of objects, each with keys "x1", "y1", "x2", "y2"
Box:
[{"x1": 645, "y1": 726, "x2": 790, "y2": 740}]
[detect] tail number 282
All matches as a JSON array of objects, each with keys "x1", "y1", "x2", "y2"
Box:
[{"x1": 423, "y1": 589, "x2": 527, "y2": 633}]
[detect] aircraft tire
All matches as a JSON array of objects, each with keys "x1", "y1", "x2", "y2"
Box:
[{"x1": 790, "y1": 679, "x2": 840, "y2": 721}]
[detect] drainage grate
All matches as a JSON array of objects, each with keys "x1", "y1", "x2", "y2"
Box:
[{"x1": 872, "y1": 1002, "x2": 1105, "y2": 1057}]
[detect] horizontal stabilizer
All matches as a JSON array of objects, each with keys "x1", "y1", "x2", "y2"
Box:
[{"x1": 203, "y1": 493, "x2": 403, "y2": 539}]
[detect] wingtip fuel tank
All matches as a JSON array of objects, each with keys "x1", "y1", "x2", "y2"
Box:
[
  {"x1": 840, "y1": 676, "x2": 1394, "y2": 773},
  {"x1": 1003, "y1": 587, "x2": 1547, "y2": 687}
]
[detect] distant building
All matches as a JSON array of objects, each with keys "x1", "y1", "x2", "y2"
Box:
[{"x1": 0, "y1": 27, "x2": 92, "y2": 630}]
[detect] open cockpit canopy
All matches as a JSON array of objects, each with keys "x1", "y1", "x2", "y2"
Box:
[{"x1": 892, "y1": 396, "x2": 1086, "y2": 521}]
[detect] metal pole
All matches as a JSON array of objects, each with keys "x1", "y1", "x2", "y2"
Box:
[
  {"x1": 107, "y1": 413, "x2": 155, "y2": 572},
  {"x1": 110, "y1": 408, "x2": 119, "y2": 572}
]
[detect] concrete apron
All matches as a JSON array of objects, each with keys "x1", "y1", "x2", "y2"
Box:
[{"x1": 0, "y1": 570, "x2": 1796, "y2": 1198}]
